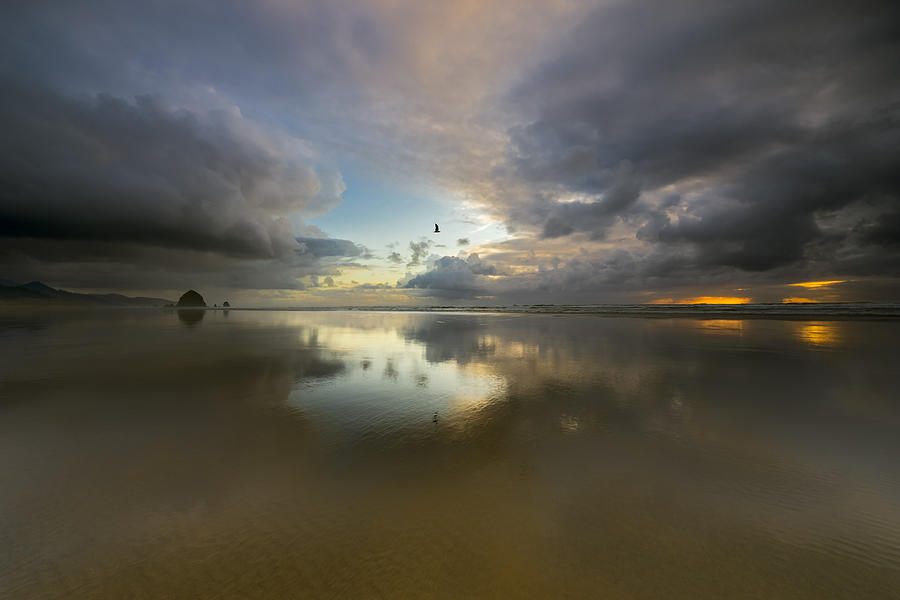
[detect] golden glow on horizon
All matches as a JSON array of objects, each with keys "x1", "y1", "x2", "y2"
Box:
[
  {"x1": 788, "y1": 280, "x2": 846, "y2": 289},
  {"x1": 782, "y1": 297, "x2": 815, "y2": 303},
  {"x1": 649, "y1": 296, "x2": 752, "y2": 305}
]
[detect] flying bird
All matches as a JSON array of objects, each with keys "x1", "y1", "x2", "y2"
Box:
[{"x1": 434, "y1": 223, "x2": 440, "y2": 233}]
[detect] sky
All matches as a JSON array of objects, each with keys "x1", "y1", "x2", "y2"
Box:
[{"x1": 1, "y1": 0, "x2": 899, "y2": 306}]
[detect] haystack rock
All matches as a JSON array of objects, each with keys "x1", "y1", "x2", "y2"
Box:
[
  {"x1": 223, "y1": 301, "x2": 230, "y2": 307},
  {"x1": 176, "y1": 290, "x2": 206, "y2": 307}
]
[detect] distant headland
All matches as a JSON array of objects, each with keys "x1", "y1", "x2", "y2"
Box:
[
  {"x1": 0, "y1": 280, "x2": 172, "y2": 307},
  {"x1": 0, "y1": 280, "x2": 240, "y2": 309}
]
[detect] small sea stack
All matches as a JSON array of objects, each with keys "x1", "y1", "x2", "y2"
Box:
[{"x1": 176, "y1": 290, "x2": 206, "y2": 307}]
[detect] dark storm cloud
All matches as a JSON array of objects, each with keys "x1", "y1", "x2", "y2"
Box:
[
  {"x1": 295, "y1": 237, "x2": 363, "y2": 258},
  {"x1": 506, "y1": 0, "x2": 900, "y2": 276},
  {"x1": 0, "y1": 83, "x2": 322, "y2": 259},
  {"x1": 403, "y1": 254, "x2": 497, "y2": 297},
  {"x1": 540, "y1": 161, "x2": 641, "y2": 239},
  {"x1": 646, "y1": 105, "x2": 900, "y2": 271},
  {"x1": 0, "y1": 82, "x2": 361, "y2": 294}
]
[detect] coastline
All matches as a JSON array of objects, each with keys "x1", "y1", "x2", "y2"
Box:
[
  {"x1": 189, "y1": 303, "x2": 900, "y2": 320},
  {"x1": 4, "y1": 302, "x2": 900, "y2": 320}
]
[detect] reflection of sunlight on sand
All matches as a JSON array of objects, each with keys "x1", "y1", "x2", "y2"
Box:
[
  {"x1": 301, "y1": 325, "x2": 405, "y2": 351},
  {"x1": 452, "y1": 362, "x2": 506, "y2": 416},
  {"x1": 697, "y1": 319, "x2": 745, "y2": 335},
  {"x1": 504, "y1": 340, "x2": 540, "y2": 359},
  {"x1": 288, "y1": 317, "x2": 507, "y2": 429},
  {"x1": 793, "y1": 322, "x2": 841, "y2": 348}
]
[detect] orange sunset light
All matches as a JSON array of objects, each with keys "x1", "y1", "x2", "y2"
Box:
[
  {"x1": 650, "y1": 296, "x2": 751, "y2": 305},
  {"x1": 782, "y1": 297, "x2": 815, "y2": 303},
  {"x1": 788, "y1": 280, "x2": 846, "y2": 289}
]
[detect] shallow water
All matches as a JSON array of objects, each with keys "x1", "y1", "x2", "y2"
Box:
[{"x1": 1, "y1": 310, "x2": 899, "y2": 599}]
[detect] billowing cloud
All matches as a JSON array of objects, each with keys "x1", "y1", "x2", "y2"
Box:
[
  {"x1": 539, "y1": 161, "x2": 641, "y2": 239},
  {"x1": 0, "y1": 82, "x2": 353, "y2": 292},
  {"x1": 296, "y1": 237, "x2": 363, "y2": 258},
  {"x1": 403, "y1": 254, "x2": 497, "y2": 297},
  {"x1": 0, "y1": 85, "x2": 323, "y2": 258}
]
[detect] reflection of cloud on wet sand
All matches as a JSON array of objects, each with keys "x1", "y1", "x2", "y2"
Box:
[{"x1": 697, "y1": 319, "x2": 744, "y2": 336}]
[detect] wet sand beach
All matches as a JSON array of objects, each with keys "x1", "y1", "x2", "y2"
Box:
[{"x1": 1, "y1": 309, "x2": 899, "y2": 598}]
